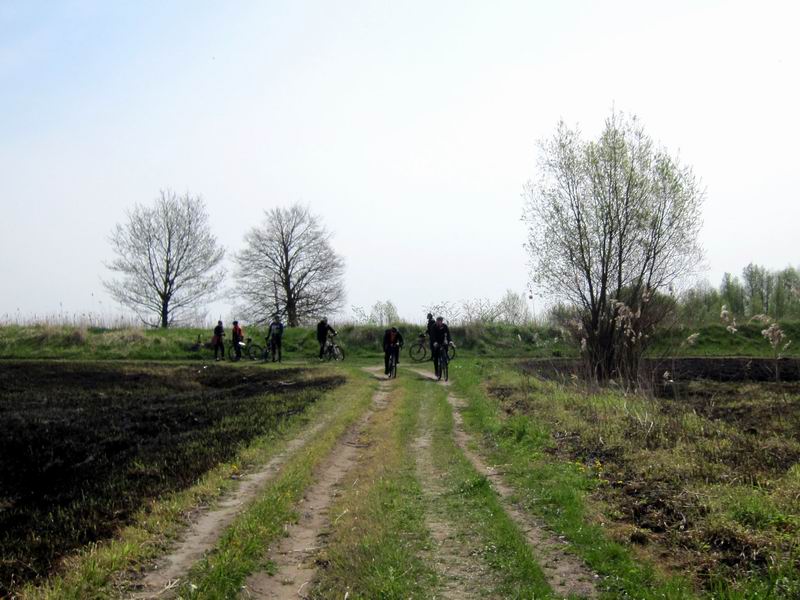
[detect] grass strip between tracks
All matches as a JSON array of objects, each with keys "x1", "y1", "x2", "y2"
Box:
[
  {"x1": 17, "y1": 366, "x2": 364, "y2": 600},
  {"x1": 176, "y1": 368, "x2": 376, "y2": 599},
  {"x1": 312, "y1": 383, "x2": 436, "y2": 598},
  {"x1": 409, "y1": 374, "x2": 555, "y2": 599},
  {"x1": 449, "y1": 360, "x2": 694, "y2": 599}
]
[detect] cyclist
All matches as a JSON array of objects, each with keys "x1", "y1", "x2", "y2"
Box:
[
  {"x1": 431, "y1": 316, "x2": 452, "y2": 378},
  {"x1": 382, "y1": 326, "x2": 404, "y2": 377},
  {"x1": 265, "y1": 314, "x2": 285, "y2": 362},
  {"x1": 316, "y1": 317, "x2": 337, "y2": 359},
  {"x1": 212, "y1": 320, "x2": 225, "y2": 361},
  {"x1": 232, "y1": 320, "x2": 244, "y2": 361}
]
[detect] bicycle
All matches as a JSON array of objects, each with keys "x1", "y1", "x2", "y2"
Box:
[
  {"x1": 386, "y1": 343, "x2": 401, "y2": 378},
  {"x1": 409, "y1": 333, "x2": 428, "y2": 362},
  {"x1": 228, "y1": 337, "x2": 264, "y2": 361},
  {"x1": 434, "y1": 341, "x2": 455, "y2": 382},
  {"x1": 322, "y1": 333, "x2": 345, "y2": 361}
]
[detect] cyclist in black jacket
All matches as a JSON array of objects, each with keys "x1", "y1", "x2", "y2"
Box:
[
  {"x1": 316, "y1": 318, "x2": 337, "y2": 359},
  {"x1": 212, "y1": 320, "x2": 225, "y2": 361},
  {"x1": 382, "y1": 326, "x2": 404, "y2": 376},
  {"x1": 431, "y1": 317, "x2": 452, "y2": 378}
]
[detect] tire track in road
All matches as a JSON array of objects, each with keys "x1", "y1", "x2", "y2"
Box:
[
  {"x1": 128, "y1": 413, "x2": 335, "y2": 600},
  {"x1": 412, "y1": 423, "x2": 497, "y2": 599},
  {"x1": 410, "y1": 368, "x2": 599, "y2": 599},
  {"x1": 242, "y1": 372, "x2": 391, "y2": 599}
]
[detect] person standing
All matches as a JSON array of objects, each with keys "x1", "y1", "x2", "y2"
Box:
[
  {"x1": 425, "y1": 312, "x2": 436, "y2": 358},
  {"x1": 232, "y1": 320, "x2": 244, "y2": 361},
  {"x1": 266, "y1": 314, "x2": 285, "y2": 362},
  {"x1": 382, "y1": 326, "x2": 404, "y2": 376},
  {"x1": 212, "y1": 320, "x2": 225, "y2": 361},
  {"x1": 316, "y1": 317, "x2": 337, "y2": 359}
]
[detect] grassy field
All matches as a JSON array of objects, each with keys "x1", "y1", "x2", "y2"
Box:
[
  {"x1": 452, "y1": 359, "x2": 800, "y2": 598},
  {"x1": 1, "y1": 321, "x2": 798, "y2": 363},
  {"x1": 0, "y1": 322, "x2": 574, "y2": 361},
  {"x1": 3, "y1": 329, "x2": 799, "y2": 598}
]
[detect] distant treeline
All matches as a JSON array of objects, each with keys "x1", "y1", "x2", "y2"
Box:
[{"x1": 679, "y1": 264, "x2": 800, "y2": 325}]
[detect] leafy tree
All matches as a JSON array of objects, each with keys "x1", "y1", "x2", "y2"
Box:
[
  {"x1": 523, "y1": 111, "x2": 703, "y2": 382},
  {"x1": 720, "y1": 272, "x2": 746, "y2": 317},
  {"x1": 678, "y1": 282, "x2": 720, "y2": 326},
  {"x1": 234, "y1": 204, "x2": 345, "y2": 326},
  {"x1": 104, "y1": 190, "x2": 225, "y2": 328}
]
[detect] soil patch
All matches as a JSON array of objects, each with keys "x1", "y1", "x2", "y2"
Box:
[{"x1": 520, "y1": 356, "x2": 800, "y2": 383}]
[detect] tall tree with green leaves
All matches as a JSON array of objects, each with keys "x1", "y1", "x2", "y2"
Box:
[{"x1": 524, "y1": 111, "x2": 704, "y2": 381}]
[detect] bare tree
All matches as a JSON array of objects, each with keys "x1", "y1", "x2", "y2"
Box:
[
  {"x1": 104, "y1": 190, "x2": 225, "y2": 328},
  {"x1": 461, "y1": 298, "x2": 502, "y2": 324},
  {"x1": 235, "y1": 204, "x2": 345, "y2": 326},
  {"x1": 495, "y1": 290, "x2": 532, "y2": 325},
  {"x1": 523, "y1": 111, "x2": 703, "y2": 382},
  {"x1": 369, "y1": 300, "x2": 400, "y2": 326}
]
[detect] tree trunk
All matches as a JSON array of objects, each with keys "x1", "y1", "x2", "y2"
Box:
[
  {"x1": 161, "y1": 301, "x2": 169, "y2": 328},
  {"x1": 286, "y1": 298, "x2": 298, "y2": 327}
]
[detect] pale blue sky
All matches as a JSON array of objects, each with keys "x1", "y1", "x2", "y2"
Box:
[{"x1": 1, "y1": 0, "x2": 798, "y2": 323}]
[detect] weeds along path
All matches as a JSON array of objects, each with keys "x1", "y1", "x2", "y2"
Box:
[
  {"x1": 242, "y1": 369, "x2": 391, "y2": 599},
  {"x1": 410, "y1": 368, "x2": 598, "y2": 599},
  {"x1": 129, "y1": 410, "x2": 336, "y2": 599}
]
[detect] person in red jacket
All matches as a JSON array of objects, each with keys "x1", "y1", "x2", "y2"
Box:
[{"x1": 232, "y1": 320, "x2": 244, "y2": 361}]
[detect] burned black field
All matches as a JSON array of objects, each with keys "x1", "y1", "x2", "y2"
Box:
[{"x1": 0, "y1": 361, "x2": 343, "y2": 594}]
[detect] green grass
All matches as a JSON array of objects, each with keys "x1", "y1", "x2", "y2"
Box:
[
  {"x1": 448, "y1": 359, "x2": 800, "y2": 598},
  {"x1": 449, "y1": 359, "x2": 695, "y2": 599},
  {"x1": 312, "y1": 383, "x2": 436, "y2": 598},
  {"x1": 0, "y1": 322, "x2": 576, "y2": 361},
  {"x1": 651, "y1": 322, "x2": 800, "y2": 357},
  {"x1": 406, "y1": 373, "x2": 555, "y2": 599}
]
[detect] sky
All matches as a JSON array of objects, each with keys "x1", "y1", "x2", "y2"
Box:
[{"x1": 1, "y1": 0, "x2": 798, "y2": 325}]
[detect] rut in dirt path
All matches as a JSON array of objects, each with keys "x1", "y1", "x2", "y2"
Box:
[
  {"x1": 410, "y1": 368, "x2": 599, "y2": 599},
  {"x1": 128, "y1": 413, "x2": 335, "y2": 600},
  {"x1": 413, "y1": 423, "x2": 497, "y2": 599},
  {"x1": 243, "y1": 373, "x2": 390, "y2": 600}
]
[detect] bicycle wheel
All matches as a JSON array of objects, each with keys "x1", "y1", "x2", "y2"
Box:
[
  {"x1": 333, "y1": 345, "x2": 345, "y2": 361},
  {"x1": 447, "y1": 345, "x2": 456, "y2": 361},
  {"x1": 247, "y1": 344, "x2": 263, "y2": 361},
  {"x1": 227, "y1": 345, "x2": 236, "y2": 361},
  {"x1": 409, "y1": 343, "x2": 427, "y2": 362}
]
